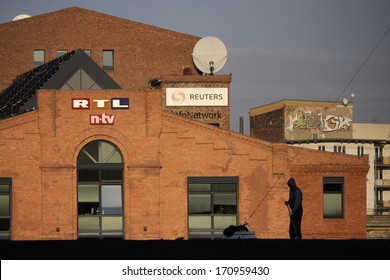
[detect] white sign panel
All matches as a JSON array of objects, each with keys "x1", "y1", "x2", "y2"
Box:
[{"x1": 166, "y1": 88, "x2": 228, "y2": 106}]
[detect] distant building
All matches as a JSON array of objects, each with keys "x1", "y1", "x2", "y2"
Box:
[{"x1": 250, "y1": 100, "x2": 390, "y2": 237}]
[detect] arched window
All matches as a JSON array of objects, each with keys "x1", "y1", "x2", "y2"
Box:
[{"x1": 77, "y1": 140, "x2": 124, "y2": 238}]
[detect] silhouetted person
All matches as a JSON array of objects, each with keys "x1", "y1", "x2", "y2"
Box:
[{"x1": 285, "y1": 178, "x2": 303, "y2": 240}]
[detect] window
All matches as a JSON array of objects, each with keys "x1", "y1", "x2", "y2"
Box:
[
  {"x1": 60, "y1": 69, "x2": 102, "y2": 90},
  {"x1": 375, "y1": 147, "x2": 383, "y2": 161},
  {"x1": 333, "y1": 145, "x2": 346, "y2": 154},
  {"x1": 357, "y1": 146, "x2": 364, "y2": 156},
  {"x1": 0, "y1": 178, "x2": 11, "y2": 239},
  {"x1": 84, "y1": 50, "x2": 91, "y2": 57},
  {"x1": 103, "y1": 50, "x2": 114, "y2": 70},
  {"x1": 77, "y1": 141, "x2": 123, "y2": 238},
  {"x1": 323, "y1": 177, "x2": 344, "y2": 218},
  {"x1": 33, "y1": 50, "x2": 44, "y2": 67},
  {"x1": 188, "y1": 177, "x2": 238, "y2": 239},
  {"x1": 318, "y1": 146, "x2": 325, "y2": 151},
  {"x1": 56, "y1": 50, "x2": 67, "y2": 58}
]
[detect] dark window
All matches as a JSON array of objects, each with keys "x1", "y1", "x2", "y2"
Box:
[
  {"x1": 77, "y1": 141, "x2": 123, "y2": 238},
  {"x1": 103, "y1": 50, "x2": 114, "y2": 70},
  {"x1": 357, "y1": 146, "x2": 364, "y2": 156},
  {"x1": 0, "y1": 178, "x2": 11, "y2": 239},
  {"x1": 323, "y1": 177, "x2": 344, "y2": 218},
  {"x1": 333, "y1": 146, "x2": 346, "y2": 154},
  {"x1": 318, "y1": 145, "x2": 325, "y2": 151},
  {"x1": 188, "y1": 177, "x2": 238, "y2": 239},
  {"x1": 33, "y1": 50, "x2": 44, "y2": 67}
]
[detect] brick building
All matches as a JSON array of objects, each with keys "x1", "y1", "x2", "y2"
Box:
[
  {"x1": 250, "y1": 99, "x2": 353, "y2": 142},
  {"x1": 0, "y1": 7, "x2": 369, "y2": 240}
]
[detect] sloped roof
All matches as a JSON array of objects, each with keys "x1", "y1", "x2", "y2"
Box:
[{"x1": 0, "y1": 49, "x2": 121, "y2": 120}]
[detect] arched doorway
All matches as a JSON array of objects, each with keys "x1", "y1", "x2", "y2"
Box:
[{"x1": 77, "y1": 140, "x2": 124, "y2": 238}]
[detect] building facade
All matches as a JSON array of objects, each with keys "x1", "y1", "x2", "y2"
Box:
[{"x1": 0, "y1": 8, "x2": 369, "y2": 240}]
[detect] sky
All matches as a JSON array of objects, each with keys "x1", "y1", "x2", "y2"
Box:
[{"x1": 1, "y1": 0, "x2": 389, "y2": 134}]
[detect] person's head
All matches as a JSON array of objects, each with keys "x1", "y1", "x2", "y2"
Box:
[{"x1": 287, "y1": 178, "x2": 297, "y2": 189}]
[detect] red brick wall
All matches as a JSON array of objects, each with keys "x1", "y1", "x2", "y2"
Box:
[
  {"x1": 0, "y1": 89, "x2": 369, "y2": 240},
  {"x1": 0, "y1": 7, "x2": 200, "y2": 91}
]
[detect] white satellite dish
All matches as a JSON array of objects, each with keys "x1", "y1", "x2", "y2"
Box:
[
  {"x1": 342, "y1": 98, "x2": 349, "y2": 106},
  {"x1": 192, "y1": 36, "x2": 227, "y2": 75},
  {"x1": 12, "y1": 14, "x2": 31, "y2": 21}
]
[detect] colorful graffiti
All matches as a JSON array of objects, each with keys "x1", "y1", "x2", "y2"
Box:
[{"x1": 287, "y1": 111, "x2": 352, "y2": 132}]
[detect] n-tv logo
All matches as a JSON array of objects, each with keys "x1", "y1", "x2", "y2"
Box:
[
  {"x1": 90, "y1": 113, "x2": 115, "y2": 125},
  {"x1": 71, "y1": 98, "x2": 130, "y2": 110}
]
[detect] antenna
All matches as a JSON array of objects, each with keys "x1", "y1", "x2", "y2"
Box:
[{"x1": 192, "y1": 36, "x2": 227, "y2": 75}]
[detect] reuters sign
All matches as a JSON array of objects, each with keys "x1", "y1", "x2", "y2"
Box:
[{"x1": 166, "y1": 88, "x2": 228, "y2": 107}]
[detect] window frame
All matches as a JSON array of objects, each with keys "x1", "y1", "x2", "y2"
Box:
[
  {"x1": 0, "y1": 178, "x2": 12, "y2": 240},
  {"x1": 323, "y1": 177, "x2": 344, "y2": 219},
  {"x1": 102, "y1": 50, "x2": 114, "y2": 70},
  {"x1": 188, "y1": 177, "x2": 238, "y2": 239},
  {"x1": 77, "y1": 141, "x2": 124, "y2": 238},
  {"x1": 33, "y1": 50, "x2": 45, "y2": 68},
  {"x1": 56, "y1": 50, "x2": 68, "y2": 58}
]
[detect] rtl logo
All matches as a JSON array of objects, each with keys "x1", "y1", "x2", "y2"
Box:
[{"x1": 72, "y1": 98, "x2": 129, "y2": 110}]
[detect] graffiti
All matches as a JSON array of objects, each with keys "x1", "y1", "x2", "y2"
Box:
[
  {"x1": 323, "y1": 115, "x2": 352, "y2": 132},
  {"x1": 288, "y1": 111, "x2": 351, "y2": 132}
]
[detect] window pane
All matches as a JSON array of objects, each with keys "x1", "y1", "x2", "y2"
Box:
[
  {"x1": 214, "y1": 216, "x2": 236, "y2": 229},
  {"x1": 56, "y1": 50, "x2": 67, "y2": 58},
  {"x1": 66, "y1": 69, "x2": 81, "y2": 89},
  {"x1": 103, "y1": 50, "x2": 114, "y2": 69},
  {"x1": 214, "y1": 194, "x2": 237, "y2": 214},
  {"x1": 0, "y1": 218, "x2": 10, "y2": 231},
  {"x1": 213, "y1": 183, "x2": 237, "y2": 192},
  {"x1": 78, "y1": 169, "x2": 99, "y2": 182},
  {"x1": 101, "y1": 185, "x2": 122, "y2": 215},
  {"x1": 33, "y1": 50, "x2": 44, "y2": 67},
  {"x1": 81, "y1": 142, "x2": 99, "y2": 163},
  {"x1": 0, "y1": 196, "x2": 10, "y2": 216},
  {"x1": 188, "y1": 183, "x2": 211, "y2": 192},
  {"x1": 77, "y1": 150, "x2": 95, "y2": 164},
  {"x1": 100, "y1": 141, "x2": 116, "y2": 163},
  {"x1": 189, "y1": 216, "x2": 211, "y2": 229},
  {"x1": 324, "y1": 193, "x2": 342, "y2": 217},
  {"x1": 101, "y1": 169, "x2": 122, "y2": 182},
  {"x1": 0, "y1": 184, "x2": 10, "y2": 193},
  {"x1": 78, "y1": 184, "x2": 99, "y2": 202},
  {"x1": 188, "y1": 194, "x2": 211, "y2": 214},
  {"x1": 78, "y1": 216, "x2": 99, "y2": 231},
  {"x1": 102, "y1": 217, "x2": 122, "y2": 231},
  {"x1": 84, "y1": 50, "x2": 91, "y2": 56},
  {"x1": 324, "y1": 183, "x2": 342, "y2": 192}
]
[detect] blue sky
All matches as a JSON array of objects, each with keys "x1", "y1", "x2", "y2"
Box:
[{"x1": 1, "y1": 0, "x2": 389, "y2": 133}]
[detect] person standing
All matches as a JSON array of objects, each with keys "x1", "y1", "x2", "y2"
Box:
[{"x1": 285, "y1": 178, "x2": 303, "y2": 240}]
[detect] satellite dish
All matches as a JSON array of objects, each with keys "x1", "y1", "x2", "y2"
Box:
[
  {"x1": 192, "y1": 36, "x2": 227, "y2": 75},
  {"x1": 12, "y1": 14, "x2": 31, "y2": 21},
  {"x1": 342, "y1": 98, "x2": 348, "y2": 106}
]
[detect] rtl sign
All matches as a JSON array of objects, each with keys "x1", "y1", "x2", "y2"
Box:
[{"x1": 71, "y1": 98, "x2": 129, "y2": 125}]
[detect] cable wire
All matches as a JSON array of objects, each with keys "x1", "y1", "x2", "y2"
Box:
[{"x1": 245, "y1": 26, "x2": 390, "y2": 226}]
